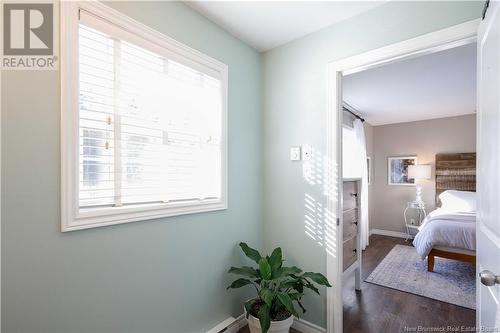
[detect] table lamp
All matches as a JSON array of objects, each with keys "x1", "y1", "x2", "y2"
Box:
[{"x1": 408, "y1": 164, "x2": 432, "y2": 206}]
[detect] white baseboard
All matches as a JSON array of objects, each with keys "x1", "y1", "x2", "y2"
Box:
[
  {"x1": 292, "y1": 318, "x2": 326, "y2": 333},
  {"x1": 369, "y1": 228, "x2": 411, "y2": 239},
  {"x1": 231, "y1": 314, "x2": 326, "y2": 333},
  {"x1": 208, "y1": 314, "x2": 246, "y2": 333},
  {"x1": 229, "y1": 314, "x2": 247, "y2": 333}
]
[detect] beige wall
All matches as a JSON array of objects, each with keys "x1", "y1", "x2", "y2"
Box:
[{"x1": 370, "y1": 114, "x2": 476, "y2": 233}]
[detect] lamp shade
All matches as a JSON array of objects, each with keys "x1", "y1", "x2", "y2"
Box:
[{"x1": 408, "y1": 164, "x2": 431, "y2": 180}]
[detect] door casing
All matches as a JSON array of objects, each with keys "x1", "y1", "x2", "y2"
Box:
[{"x1": 325, "y1": 19, "x2": 480, "y2": 333}]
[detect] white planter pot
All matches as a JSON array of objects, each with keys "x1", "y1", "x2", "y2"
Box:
[{"x1": 246, "y1": 312, "x2": 293, "y2": 333}]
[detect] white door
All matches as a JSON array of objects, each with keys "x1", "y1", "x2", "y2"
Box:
[{"x1": 477, "y1": 0, "x2": 500, "y2": 329}]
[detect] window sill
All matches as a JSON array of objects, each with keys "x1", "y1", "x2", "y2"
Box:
[{"x1": 62, "y1": 199, "x2": 227, "y2": 232}]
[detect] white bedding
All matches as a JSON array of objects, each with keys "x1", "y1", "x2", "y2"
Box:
[{"x1": 412, "y1": 208, "x2": 476, "y2": 259}]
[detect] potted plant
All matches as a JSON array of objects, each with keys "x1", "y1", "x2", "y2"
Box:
[{"x1": 227, "y1": 243, "x2": 331, "y2": 333}]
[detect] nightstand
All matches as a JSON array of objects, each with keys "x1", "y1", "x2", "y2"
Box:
[{"x1": 404, "y1": 201, "x2": 427, "y2": 240}]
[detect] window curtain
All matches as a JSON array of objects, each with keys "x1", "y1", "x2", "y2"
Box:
[{"x1": 353, "y1": 119, "x2": 369, "y2": 250}]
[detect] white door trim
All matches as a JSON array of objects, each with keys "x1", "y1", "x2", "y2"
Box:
[
  {"x1": 0, "y1": 48, "x2": 2, "y2": 331},
  {"x1": 325, "y1": 18, "x2": 480, "y2": 333}
]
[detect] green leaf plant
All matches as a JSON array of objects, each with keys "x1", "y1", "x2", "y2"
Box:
[{"x1": 227, "y1": 243, "x2": 332, "y2": 333}]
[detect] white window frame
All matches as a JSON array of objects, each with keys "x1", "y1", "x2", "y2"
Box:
[{"x1": 60, "y1": 1, "x2": 228, "y2": 232}]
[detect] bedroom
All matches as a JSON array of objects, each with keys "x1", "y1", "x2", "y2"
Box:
[{"x1": 340, "y1": 41, "x2": 477, "y2": 330}]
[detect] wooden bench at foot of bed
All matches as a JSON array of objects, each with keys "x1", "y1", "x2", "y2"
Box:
[{"x1": 427, "y1": 248, "x2": 476, "y2": 272}]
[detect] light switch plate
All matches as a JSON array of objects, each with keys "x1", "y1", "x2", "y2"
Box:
[
  {"x1": 302, "y1": 145, "x2": 312, "y2": 161},
  {"x1": 290, "y1": 147, "x2": 301, "y2": 161}
]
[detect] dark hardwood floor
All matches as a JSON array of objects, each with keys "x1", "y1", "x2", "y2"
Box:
[
  {"x1": 238, "y1": 326, "x2": 299, "y2": 333},
  {"x1": 343, "y1": 234, "x2": 475, "y2": 333},
  {"x1": 239, "y1": 234, "x2": 475, "y2": 333}
]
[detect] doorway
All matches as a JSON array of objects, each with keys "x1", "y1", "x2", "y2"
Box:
[{"x1": 325, "y1": 19, "x2": 480, "y2": 333}]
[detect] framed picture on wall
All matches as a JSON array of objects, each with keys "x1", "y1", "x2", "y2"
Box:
[{"x1": 388, "y1": 156, "x2": 417, "y2": 186}]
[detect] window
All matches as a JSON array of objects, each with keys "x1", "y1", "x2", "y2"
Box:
[
  {"x1": 342, "y1": 126, "x2": 358, "y2": 179},
  {"x1": 61, "y1": 2, "x2": 227, "y2": 231}
]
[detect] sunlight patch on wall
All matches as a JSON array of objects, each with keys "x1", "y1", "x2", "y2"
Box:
[
  {"x1": 304, "y1": 193, "x2": 326, "y2": 247},
  {"x1": 302, "y1": 145, "x2": 338, "y2": 258}
]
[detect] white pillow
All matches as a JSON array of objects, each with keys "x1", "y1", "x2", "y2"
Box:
[{"x1": 439, "y1": 190, "x2": 476, "y2": 213}]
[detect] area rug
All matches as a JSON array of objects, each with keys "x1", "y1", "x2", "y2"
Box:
[{"x1": 365, "y1": 244, "x2": 475, "y2": 309}]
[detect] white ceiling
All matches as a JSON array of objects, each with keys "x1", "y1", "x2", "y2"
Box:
[
  {"x1": 343, "y1": 42, "x2": 477, "y2": 126},
  {"x1": 185, "y1": 1, "x2": 387, "y2": 51}
]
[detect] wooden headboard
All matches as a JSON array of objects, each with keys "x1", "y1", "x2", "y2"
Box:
[{"x1": 435, "y1": 153, "x2": 476, "y2": 205}]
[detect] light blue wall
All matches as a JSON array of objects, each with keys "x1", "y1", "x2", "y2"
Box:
[
  {"x1": 2, "y1": 2, "x2": 261, "y2": 332},
  {"x1": 262, "y1": 1, "x2": 482, "y2": 327}
]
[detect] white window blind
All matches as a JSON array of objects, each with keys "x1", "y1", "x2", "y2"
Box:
[{"x1": 77, "y1": 11, "x2": 224, "y2": 211}]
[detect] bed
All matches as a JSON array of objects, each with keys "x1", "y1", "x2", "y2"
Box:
[{"x1": 412, "y1": 153, "x2": 476, "y2": 272}]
